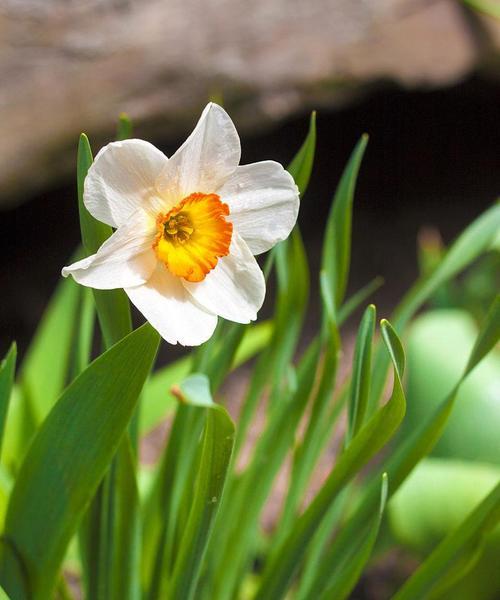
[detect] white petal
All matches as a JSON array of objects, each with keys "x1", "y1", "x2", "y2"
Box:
[
  {"x1": 183, "y1": 234, "x2": 265, "y2": 324},
  {"x1": 156, "y1": 103, "x2": 241, "y2": 202},
  {"x1": 218, "y1": 161, "x2": 300, "y2": 255},
  {"x1": 84, "y1": 139, "x2": 168, "y2": 228},
  {"x1": 125, "y1": 265, "x2": 218, "y2": 346},
  {"x1": 62, "y1": 210, "x2": 156, "y2": 289}
]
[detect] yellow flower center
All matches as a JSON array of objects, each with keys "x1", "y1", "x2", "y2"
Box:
[{"x1": 153, "y1": 192, "x2": 233, "y2": 282}]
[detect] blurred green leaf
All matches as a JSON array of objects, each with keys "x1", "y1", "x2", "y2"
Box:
[
  {"x1": 0, "y1": 324, "x2": 159, "y2": 600},
  {"x1": 336, "y1": 276, "x2": 384, "y2": 325},
  {"x1": 369, "y1": 203, "x2": 500, "y2": 413},
  {"x1": 167, "y1": 375, "x2": 235, "y2": 600},
  {"x1": 393, "y1": 480, "x2": 500, "y2": 600},
  {"x1": 462, "y1": 0, "x2": 500, "y2": 18},
  {"x1": 256, "y1": 320, "x2": 405, "y2": 600},
  {"x1": 0, "y1": 345, "x2": 16, "y2": 460},
  {"x1": 322, "y1": 134, "x2": 368, "y2": 312},
  {"x1": 287, "y1": 111, "x2": 316, "y2": 196},
  {"x1": 116, "y1": 113, "x2": 134, "y2": 141},
  {"x1": 19, "y1": 277, "x2": 80, "y2": 424}
]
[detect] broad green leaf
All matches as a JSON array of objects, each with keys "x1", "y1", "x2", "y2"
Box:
[
  {"x1": 322, "y1": 135, "x2": 368, "y2": 311},
  {"x1": 393, "y1": 480, "x2": 500, "y2": 600},
  {"x1": 0, "y1": 345, "x2": 16, "y2": 459},
  {"x1": 167, "y1": 375, "x2": 235, "y2": 600},
  {"x1": 368, "y1": 203, "x2": 500, "y2": 413},
  {"x1": 346, "y1": 304, "x2": 376, "y2": 442},
  {"x1": 255, "y1": 320, "x2": 406, "y2": 600},
  {"x1": 287, "y1": 111, "x2": 316, "y2": 196},
  {"x1": 116, "y1": 113, "x2": 133, "y2": 141},
  {"x1": 326, "y1": 294, "x2": 500, "y2": 580},
  {"x1": 0, "y1": 324, "x2": 159, "y2": 600}
]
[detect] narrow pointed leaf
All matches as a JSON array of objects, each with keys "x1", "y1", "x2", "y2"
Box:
[
  {"x1": 322, "y1": 135, "x2": 368, "y2": 310},
  {"x1": 287, "y1": 111, "x2": 316, "y2": 196}
]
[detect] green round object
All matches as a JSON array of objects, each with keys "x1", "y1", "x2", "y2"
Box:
[{"x1": 404, "y1": 309, "x2": 500, "y2": 465}]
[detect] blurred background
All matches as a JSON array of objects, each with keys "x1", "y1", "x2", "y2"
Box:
[{"x1": 1, "y1": 0, "x2": 500, "y2": 355}]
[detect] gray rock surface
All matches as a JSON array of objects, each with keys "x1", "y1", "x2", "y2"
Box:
[{"x1": 0, "y1": 0, "x2": 499, "y2": 204}]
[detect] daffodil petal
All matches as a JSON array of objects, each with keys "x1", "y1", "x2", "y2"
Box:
[
  {"x1": 218, "y1": 160, "x2": 299, "y2": 255},
  {"x1": 183, "y1": 233, "x2": 265, "y2": 324},
  {"x1": 125, "y1": 265, "x2": 218, "y2": 346},
  {"x1": 62, "y1": 210, "x2": 156, "y2": 289},
  {"x1": 84, "y1": 139, "x2": 168, "y2": 228},
  {"x1": 156, "y1": 103, "x2": 241, "y2": 203}
]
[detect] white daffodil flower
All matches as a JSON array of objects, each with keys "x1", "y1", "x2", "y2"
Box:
[{"x1": 62, "y1": 103, "x2": 299, "y2": 345}]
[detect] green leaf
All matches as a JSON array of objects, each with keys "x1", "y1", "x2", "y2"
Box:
[
  {"x1": 317, "y1": 474, "x2": 388, "y2": 600},
  {"x1": 346, "y1": 304, "x2": 376, "y2": 442},
  {"x1": 109, "y1": 439, "x2": 141, "y2": 600},
  {"x1": 369, "y1": 203, "x2": 500, "y2": 413},
  {"x1": 0, "y1": 324, "x2": 159, "y2": 600},
  {"x1": 287, "y1": 111, "x2": 316, "y2": 196},
  {"x1": 116, "y1": 113, "x2": 133, "y2": 141},
  {"x1": 255, "y1": 320, "x2": 405, "y2": 600},
  {"x1": 167, "y1": 375, "x2": 235, "y2": 600},
  {"x1": 0, "y1": 345, "x2": 16, "y2": 460},
  {"x1": 393, "y1": 480, "x2": 500, "y2": 600},
  {"x1": 322, "y1": 134, "x2": 368, "y2": 311}
]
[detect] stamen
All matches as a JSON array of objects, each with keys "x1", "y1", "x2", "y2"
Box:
[{"x1": 153, "y1": 193, "x2": 233, "y2": 282}]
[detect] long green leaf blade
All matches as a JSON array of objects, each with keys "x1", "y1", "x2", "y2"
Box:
[
  {"x1": 167, "y1": 375, "x2": 235, "y2": 600},
  {"x1": 322, "y1": 135, "x2": 368, "y2": 311},
  {"x1": 0, "y1": 324, "x2": 159, "y2": 600}
]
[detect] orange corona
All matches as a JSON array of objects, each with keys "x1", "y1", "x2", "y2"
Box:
[{"x1": 153, "y1": 192, "x2": 233, "y2": 282}]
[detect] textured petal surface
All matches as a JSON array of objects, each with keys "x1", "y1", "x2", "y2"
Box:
[
  {"x1": 62, "y1": 210, "x2": 156, "y2": 289},
  {"x1": 183, "y1": 233, "x2": 265, "y2": 324},
  {"x1": 125, "y1": 265, "x2": 218, "y2": 346},
  {"x1": 156, "y1": 103, "x2": 241, "y2": 203},
  {"x1": 218, "y1": 160, "x2": 299, "y2": 255},
  {"x1": 84, "y1": 139, "x2": 168, "y2": 227}
]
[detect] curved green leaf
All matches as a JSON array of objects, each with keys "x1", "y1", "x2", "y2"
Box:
[
  {"x1": 287, "y1": 111, "x2": 316, "y2": 197},
  {"x1": 0, "y1": 345, "x2": 16, "y2": 460}
]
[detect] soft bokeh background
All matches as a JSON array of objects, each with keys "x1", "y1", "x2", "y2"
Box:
[{"x1": 1, "y1": 0, "x2": 500, "y2": 355}]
